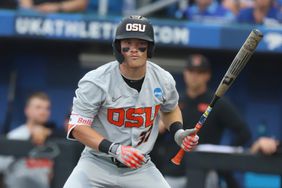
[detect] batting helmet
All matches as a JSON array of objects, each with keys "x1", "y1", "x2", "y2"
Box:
[{"x1": 113, "y1": 15, "x2": 155, "y2": 63}]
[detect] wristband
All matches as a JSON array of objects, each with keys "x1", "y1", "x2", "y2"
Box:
[
  {"x1": 98, "y1": 139, "x2": 113, "y2": 154},
  {"x1": 169, "y1": 121, "x2": 183, "y2": 136}
]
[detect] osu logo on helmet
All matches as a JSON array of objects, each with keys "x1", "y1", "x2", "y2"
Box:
[{"x1": 125, "y1": 23, "x2": 146, "y2": 32}]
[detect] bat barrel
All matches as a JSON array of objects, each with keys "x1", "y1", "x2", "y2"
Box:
[
  {"x1": 242, "y1": 29, "x2": 263, "y2": 54},
  {"x1": 215, "y1": 29, "x2": 263, "y2": 97}
]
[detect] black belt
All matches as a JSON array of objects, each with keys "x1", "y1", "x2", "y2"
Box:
[
  {"x1": 93, "y1": 153, "x2": 149, "y2": 168},
  {"x1": 111, "y1": 157, "x2": 129, "y2": 168}
]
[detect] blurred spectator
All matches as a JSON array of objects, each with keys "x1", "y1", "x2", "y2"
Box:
[
  {"x1": 153, "y1": 54, "x2": 251, "y2": 188},
  {"x1": 240, "y1": 0, "x2": 255, "y2": 8},
  {"x1": 237, "y1": 0, "x2": 279, "y2": 25},
  {"x1": 8, "y1": 92, "x2": 53, "y2": 144},
  {"x1": 178, "y1": 0, "x2": 234, "y2": 22},
  {"x1": 0, "y1": 92, "x2": 62, "y2": 188},
  {"x1": 251, "y1": 137, "x2": 281, "y2": 155},
  {"x1": 222, "y1": 0, "x2": 241, "y2": 15},
  {"x1": 18, "y1": 0, "x2": 88, "y2": 13},
  {"x1": 222, "y1": 0, "x2": 254, "y2": 15}
]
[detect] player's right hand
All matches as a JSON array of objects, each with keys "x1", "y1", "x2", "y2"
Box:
[
  {"x1": 174, "y1": 128, "x2": 199, "y2": 151},
  {"x1": 109, "y1": 144, "x2": 145, "y2": 169}
]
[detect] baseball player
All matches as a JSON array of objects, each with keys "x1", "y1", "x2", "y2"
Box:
[{"x1": 64, "y1": 15, "x2": 199, "y2": 188}]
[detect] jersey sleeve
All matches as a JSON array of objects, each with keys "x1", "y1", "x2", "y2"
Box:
[
  {"x1": 160, "y1": 73, "x2": 179, "y2": 112},
  {"x1": 67, "y1": 74, "x2": 105, "y2": 140}
]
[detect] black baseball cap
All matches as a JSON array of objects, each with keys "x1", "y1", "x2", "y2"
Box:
[{"x1": 186, "y1": 54, "x2": 210, "y2": 71}]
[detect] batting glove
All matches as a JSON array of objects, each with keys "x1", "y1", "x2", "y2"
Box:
[
  {"x1": 174, "y1": 128, "x2": 199, "y2": 151},
  {"x1": 109, "y1": 144, "x2": 145, "y2": 169}
]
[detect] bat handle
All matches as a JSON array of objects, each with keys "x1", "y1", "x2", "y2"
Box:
[
  {"x1": 171, "y1": 124, "x2": 202, "y2": 165},
  {"x1": 170, "y1": 148, "x2": 185, "y2": 165}
]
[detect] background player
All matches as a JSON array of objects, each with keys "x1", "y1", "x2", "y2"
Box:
[{"x1": 63, "y1": 15, "x2": 199, "y2": 188}]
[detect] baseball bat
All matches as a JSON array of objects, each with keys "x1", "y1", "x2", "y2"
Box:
[{"x1": 171, "y1": 29, "x2": 263, "y2": 165}]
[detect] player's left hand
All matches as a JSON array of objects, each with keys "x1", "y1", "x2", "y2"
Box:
[
  {"x1": 109, "y1": 144, "x2": 146, "y2": 169},
  {"x1": 174, "y1": 128, "x2": 199, "y2": 151}
]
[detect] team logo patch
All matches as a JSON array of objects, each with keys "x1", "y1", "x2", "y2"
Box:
[
  {"x1": 154, "y1": 88, "x2": 163, "y2": 100},
  {"x1": 125, "y1": 23, "x2": 146, "y2": 32}
]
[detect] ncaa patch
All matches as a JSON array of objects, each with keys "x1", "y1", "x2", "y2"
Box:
[{"x1": 154, "y1": 88, "x2": 163, "y2": 99}]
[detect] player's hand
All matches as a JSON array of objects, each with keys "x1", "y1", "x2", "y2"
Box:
[
  {"x1": 251, "y1": 137, "x2": 279, "y2": 155},
  {"x1": 174, "y1": 128, "x2": 199, "y2": 151},
  {"x1": 109, "y1": 144, "x2": 145, "y2": 169}
]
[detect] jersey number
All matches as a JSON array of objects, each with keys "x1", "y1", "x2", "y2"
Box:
[
  {"x1": 137, "y1": 126, "x2": 153, "y2": 146},
  {"x1": 107, "y1": 105, "x2": 160, "y2": 128}
]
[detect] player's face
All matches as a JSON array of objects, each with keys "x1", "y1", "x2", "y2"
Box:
[
  {"x1": 25, "y1": 98, "x2": 51, "y2": 125},
  {"x1": 120, "y1": 39, "x2": 148, "y2": 68},
  {"x1": 183, "y1": 69, "x2": 211, "y2": 90}
]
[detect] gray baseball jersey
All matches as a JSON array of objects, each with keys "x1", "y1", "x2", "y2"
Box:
[{"x1": 67, "y1": 60, "x2": 178, "y2": 157}]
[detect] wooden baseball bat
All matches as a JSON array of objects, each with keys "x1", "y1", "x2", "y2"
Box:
[{"x1": 171, "y1": 29, "x2": 263, "y2": 165}]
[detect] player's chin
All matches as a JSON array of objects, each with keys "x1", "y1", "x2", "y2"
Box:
[{"x1": 126, "y1": 59, "x2": 146, "y2": 68}]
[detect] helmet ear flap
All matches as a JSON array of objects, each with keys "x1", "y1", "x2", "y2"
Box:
[
  {"x1": 147, "y1": 42, "x2": 155, "y2": 58},
  {"x1": 112, "y1": 40, "x2": 124, "y2": 64}
]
